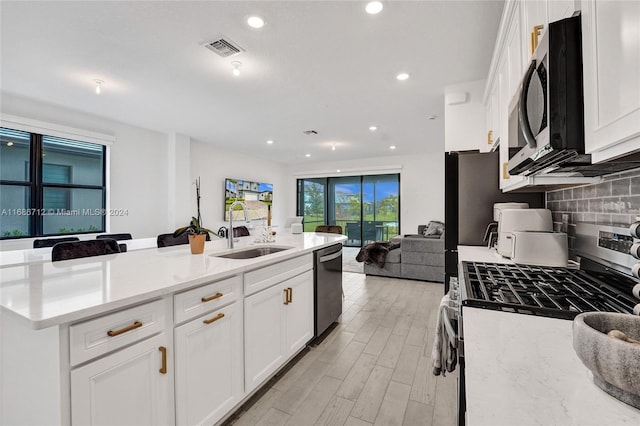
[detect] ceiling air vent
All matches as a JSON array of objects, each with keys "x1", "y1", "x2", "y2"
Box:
[{"x1": 204, "y1": 36, "x2": 245, "y2": 57}]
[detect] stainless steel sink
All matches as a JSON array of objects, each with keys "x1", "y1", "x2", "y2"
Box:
[{"x1": 212, "y1": 246, "x2": 292, "y2": 259}]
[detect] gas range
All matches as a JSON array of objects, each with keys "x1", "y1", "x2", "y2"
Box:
[
  {"x1": 459, "y1": 223, "x2": 640, "y2": 320},
  {"x1": 461, "y1": 261, "x2": 637, "y2": 319}
]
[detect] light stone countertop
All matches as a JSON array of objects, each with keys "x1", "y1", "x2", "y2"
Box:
[
  {"x1": 463, "y1": 308, "x2": 640, "y2": 425},
  {"x1": 458, "y1": 245, "x2": 640, "y2": 424},
  {"x1": 0, "y1": 232, "x2": 346, "y2": 329}
]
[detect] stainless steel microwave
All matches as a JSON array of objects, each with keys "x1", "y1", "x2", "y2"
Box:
[{"x1": 508, "y1": 15, "x2": 586, "y2": 176}]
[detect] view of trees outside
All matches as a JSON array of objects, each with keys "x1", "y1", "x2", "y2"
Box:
[
  {"x1": 302, "y1": 179, "x2": 325, "y2": 231},
  {"x1": 299, "y1": 175, "x2": 400, "y2": 244}
]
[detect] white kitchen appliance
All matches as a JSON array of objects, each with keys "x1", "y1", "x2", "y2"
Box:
[
  {"x1": 493, "y1": 202, "x2": 529, "y2": 221},
  {"x1": 510, "y1": 231, "x2": 568, "y2": 266},
  {"x1": 497, "y1": 208, "x2": 552, "y2": 257}
]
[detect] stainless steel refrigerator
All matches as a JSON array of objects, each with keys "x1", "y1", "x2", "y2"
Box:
[{"x1": 444, "y1": 151, "x2": 544, "y2": 290}]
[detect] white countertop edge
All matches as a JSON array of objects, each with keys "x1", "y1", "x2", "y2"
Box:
[{"x1": 1, "y1": 233, "x2": 346, "y2": 330}]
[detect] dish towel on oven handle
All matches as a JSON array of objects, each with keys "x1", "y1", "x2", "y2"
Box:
[{"x1": 431, "y1": 294, "x2": 458, "y2": 376}]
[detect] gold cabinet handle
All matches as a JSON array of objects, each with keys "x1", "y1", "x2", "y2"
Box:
[
  {"x1": 201, "y1": 292, "x2": 223, "y2": 303},
  {"x1": 288, "y1": 287, "x2": 293, "y2": 303},
  {"x1": 284, "y1": 288, "x2": 290, "y2": 305},
  {"x1": 487, "y1": 130, "x2": 493, "y2": 145},
  {"x1": 503, "y1": 162, "x2": 510, "y2": 180},
  {"x1": 107, "y1": 321, "x2": 142, "y2": 337},
  {"x1": 203, "y1": 312, "x2": 225, "y2": 324},
  {"x1": 531, "y1": 25, "x2": 544, "y2": 55},
  {"x1": 159, "y1": 346, "x2": 167, "y2": 374}
]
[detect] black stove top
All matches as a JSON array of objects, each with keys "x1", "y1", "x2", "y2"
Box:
[{"x1": 461, "y1": 261, "x2": 638, "y2": 320}]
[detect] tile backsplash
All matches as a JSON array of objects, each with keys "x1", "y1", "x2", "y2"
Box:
[{"x1": 546, "y1": 167, "x2": 640, "y2": 238}]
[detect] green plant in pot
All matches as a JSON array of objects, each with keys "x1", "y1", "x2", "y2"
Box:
[{"x1": 174, "y1": 177, "x2": 213, "y2": 254}]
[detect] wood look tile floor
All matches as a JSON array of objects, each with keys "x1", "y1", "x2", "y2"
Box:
[{"x1": 225, "y1": 272, "x2": 458, "y2": 426}]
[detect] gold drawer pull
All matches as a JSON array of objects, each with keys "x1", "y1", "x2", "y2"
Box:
[
  {"x1": 503, "y1": 162, "x2": 510, "y2": 180},
  {"x1": 487, "y1": 130, "x2": 493, "y2": 145},
  {"x1": 288, "y1": 287, "x2": 293, "y2": 303},
  {"x1": 107, "y1": 321, "x2": 142, "y2": 337},
  {"x1": 201, "y1": 292, "x2": 223, "y2": 303},
  {"x1": 203, "y1": 313, "x2": 225, "y2": 324},
  {"x1": 159, "y1": 346, "x2": 167, "y2": 374},
  {"x1": 284, "y1": 288, "x2": 290, "y2": 305}
]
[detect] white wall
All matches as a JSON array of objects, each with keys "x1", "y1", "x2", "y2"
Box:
[
  {"x1": 286, "y1": 152, "x2": 444, "y2": 234},
  {"x1": 1, "y1": 93, "x2": 444, "y2": 248},
  {"x1": 189, "y1": 140, "x2": 289, "y2": 234},
  {"x1": 0, "y1": 94, "x2": 170, "y2": 249},
  {"x1": 444, "y1": 79, "x2": 487, "y2": 152}
]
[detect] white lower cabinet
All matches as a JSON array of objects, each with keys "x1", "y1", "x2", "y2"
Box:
[
  {"x1": 244, "y1": 269, "x2": 313, "y2": 394},
  {"x1": 70, "y1": 332, "x2": 174, "y2": 425},
  {"x1": 174, "y1": 301, "x2": 243, "y2": 426}
]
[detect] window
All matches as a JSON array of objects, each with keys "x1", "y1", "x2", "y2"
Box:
[
  {"x1": 0, "y1": 127, "x2": 106, "y2": 239},
  {"x1": 296, "y1": 173, "x2": 400, "y2": 247}
]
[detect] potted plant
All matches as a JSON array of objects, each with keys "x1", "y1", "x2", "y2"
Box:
[{"x1": 174, "y1": 177, "x2": 214, "y2": 254}]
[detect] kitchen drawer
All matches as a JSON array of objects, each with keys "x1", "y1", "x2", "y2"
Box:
[
  {"x1": 174, "y1": 274, "x2": 242, "y2": 324},
  {"x1": 69, "y1": 298, "x2": 169, "y2": 366},
  {"x1": 244, "y1": 253, "x2": 313, "y2": 296}
]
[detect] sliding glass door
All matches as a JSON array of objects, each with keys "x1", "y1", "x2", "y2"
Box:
[
  {"x1": 329, "y1": 176, "x2": 362, "y2": 246},
  {"x1": 296, "y1": 173, "x2": 400, "y2": 247},
  {"x1": 297, "y1": 178, "x2": 326, "y2": 231},
  {"x1": 362, "y1": 174, "x2": 400, "y2": 245}
]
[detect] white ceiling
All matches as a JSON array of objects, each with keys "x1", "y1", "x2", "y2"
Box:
[{"x1": 0, "y1": 0, "x2": 504, "y2": 165}]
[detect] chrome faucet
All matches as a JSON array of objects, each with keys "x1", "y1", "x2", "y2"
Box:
[{"x1": 228, "y1": 201, "x2": 248, "y2": 248}]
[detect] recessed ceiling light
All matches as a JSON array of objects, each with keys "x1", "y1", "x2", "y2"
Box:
[
  {"x1": 396, "y1": 73, "x2": 409, "y2": 81},
  {"x1": 247, "y1": 16, "x2": 265, "y2": 28},
  {"x1": 266, "y1": 140, "x2": 274, "y2": 144},
  {"x1": 389, "y1": 145, "x2": 396, "y2": 150},
  {"x1": 231, "y1": 61, "x2": 242, "y2": 76},
  {"x1": 94, "y1": 79, "x2": 104, "y2": 94},
  {"x1": 369, "y1": 126, "x2": 377, "y2": 131},
  {"x1": 332, "y1": 145, "x2": 336, "y2": 151},
  {"x1": 337, "y1": 169, "x2": 341, "y2": 173},
  {"x1": 305, "y1": 153, "x2": 311, "y2": 157},
  {"x1": 365, "y1": 1, "x2": 384, "y2": 14}
]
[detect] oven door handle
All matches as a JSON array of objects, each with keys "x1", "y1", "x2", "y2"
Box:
[
  {"x1": 519, "y1": 59, "x2": 538, "y2": 149},
  {"x1": 442, "y1": 306, "x2": 458, "y2": 349}
]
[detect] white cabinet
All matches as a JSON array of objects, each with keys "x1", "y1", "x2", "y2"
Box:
[
  {"x1": 582, "y1": 0, "x2": 640, "y2": 161},
  {"x1": 244, "y1": 269, "x2": 313, "y2": 394},
  {"x1": 174, "y1": 302, "x2": 243, "y2": 426},
  {"x1": 71, "y1": 332, "x2": 174, "y2": 425},
  {"x1": 284, "y1": 270, "x2": 314, "y2": 354}
]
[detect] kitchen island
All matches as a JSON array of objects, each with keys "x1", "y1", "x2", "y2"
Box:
[
  {"x1": 1, "y1": 232, "x2": 346, "y2": 425},
  {"x1": 458, "y1": 246, "x2": 640, "y2": 425}
]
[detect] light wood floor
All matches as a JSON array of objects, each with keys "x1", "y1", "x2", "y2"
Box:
[{"x1": 225, "y1": 272, "x2": 458, "y2": 426}]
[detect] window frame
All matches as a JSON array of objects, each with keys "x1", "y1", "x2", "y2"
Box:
[{"x1": 1, "y1": 118, "x2": 111, "y2": 240}]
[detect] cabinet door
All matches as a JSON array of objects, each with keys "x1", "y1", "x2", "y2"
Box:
[
  {"x1": 71, "y1": 333, "x2": 173, "y2": 425},
  {"x1": 283, "y1": 270, "x2": 314, "y2": 357},
  {"x1": 244, "y1": 282, "x2": 286, "y2": 394},
  {"x1": 174, "y1": 302, "x2": 243, "y2": 426},
  {"x1": 583, "y1": 0, "x2": 640, "y2": 156},
  {"x1": 547, "y1": 0, "x2": 574, "y2": 23},
  {"x1": 521, "y1": 0, "x2": 548, "y2": 60}
]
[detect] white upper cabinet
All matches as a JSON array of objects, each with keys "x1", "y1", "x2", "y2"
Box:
[
  {"x1": 547, "y1": 0, "x2": 575, "y2": 23},
  {"x1": 582, "y1": 0, "x2": 640, "y2": 161}
]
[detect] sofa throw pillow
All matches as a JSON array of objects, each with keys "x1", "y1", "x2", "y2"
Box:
[{"x1": 424, "y1": 221, "x2": 445, "y2": 236}]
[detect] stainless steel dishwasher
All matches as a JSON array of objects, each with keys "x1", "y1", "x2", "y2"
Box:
[{"x1": 314, "y1": 243, "x2": 343, "y2": 338}]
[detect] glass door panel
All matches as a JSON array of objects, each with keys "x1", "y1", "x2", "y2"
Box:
[
  {"x1": 297, "y1": 178, "x2": 326, "y2": 231},
  {"x1": 363, "y1": 174, "x2": 400, "y2": 244},
  {"x1": 329, "y1": 176, "x2": 361, "y2": 247}
]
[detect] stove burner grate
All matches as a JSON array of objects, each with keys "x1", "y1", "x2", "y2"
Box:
[{"x1": 462, "y1": 261, "x2": 637, "y2": 318}]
